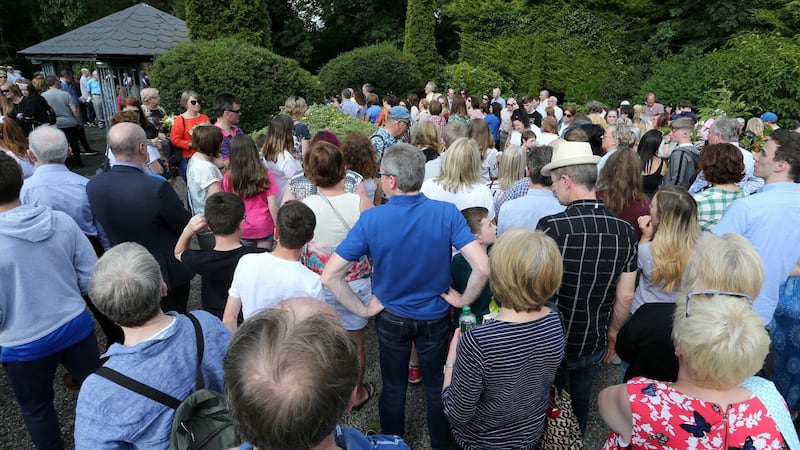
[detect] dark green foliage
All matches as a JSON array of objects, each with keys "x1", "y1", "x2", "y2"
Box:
[
  {"x1": 404, "y1": 0, "x2": 439, "y2": 79},
  {"x1": 316, "y1": 43, "x2": 424, "y2": 97},
  {"x1": 438, "y1": 62, "x2": 509, "y2": 99},
  {"x1": 277, "y1": 0, "x2": 408, "y2": 71},
  {"x1": 186, "y1": 0, "x2": 272, "y2": 49},
  {"x1": 641, "y1": 32, "x2": 800, "y2": 122},
  {"x1": 151, "y1": 37, "x2": 322, "y2": 132}
]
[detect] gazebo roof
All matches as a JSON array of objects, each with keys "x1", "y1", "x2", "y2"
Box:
[{"x1": 19, "y1": 3, "x2": 188, "y2": 62}]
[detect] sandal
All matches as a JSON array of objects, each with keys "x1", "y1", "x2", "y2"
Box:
[{"x1": 351, "y1": 381, "x2": 377, "y2": 411}]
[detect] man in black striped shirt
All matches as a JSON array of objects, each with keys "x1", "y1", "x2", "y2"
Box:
[{"x1": 537, "y1": 141, "x2": 637, "y2": 434}]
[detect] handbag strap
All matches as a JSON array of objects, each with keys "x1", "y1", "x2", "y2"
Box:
[
  {"x1": 318, "y1": 193, "x2": 351, "y2": 232},
  {"x1": 92, "y1": 313, "x2": 206, "y2": 408},
  {"x1": 741, "y1": 376, "x2": 800, "y2": 449}
]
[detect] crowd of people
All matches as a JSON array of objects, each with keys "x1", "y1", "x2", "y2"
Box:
[{"x1": 1, "y1": 72, "x2": 800, "y2": 450}]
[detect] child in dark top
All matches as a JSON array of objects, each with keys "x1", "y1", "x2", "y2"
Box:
[
  {"x1": 450, "y1": 207, "x2": 497, "y2": 327},
  {"x1": 174, "y1": 192, "x2": 266, "y2": 319}
]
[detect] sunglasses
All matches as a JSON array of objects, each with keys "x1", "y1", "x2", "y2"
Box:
[
  {"x1": 685, "y1": 290, "x2": 753, "y2": 318},
  {"x1": 0, "y1": 90, "x2": 9, "y2": 93},
  {"x1": 564, "y1": 113, "x2": 573, "y2": 118},
  {"x1": 190, "y1": 99, "x2": 200, "y2": 105},
  {"x1": 226, "y1": 109, "x2": 240, "y2": 114}
]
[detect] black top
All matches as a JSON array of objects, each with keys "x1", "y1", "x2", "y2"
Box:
[
  {"x1": 616, "y1": 302, "x2": 679, "y2": 382},
  {"x1": 180, "y1": 246, "x2": 266, "y2": 319},
  {"x1": 642, "y1": 158, "x2": 664, "y2": 198},
  {"x1": 11, "y1": 95, "x2": 49, "y2": 135}
]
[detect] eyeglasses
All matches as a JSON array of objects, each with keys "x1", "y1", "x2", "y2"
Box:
[
  {"x1": 0, "y1": 90, "x2": 9, "y2": 94},
  {"x1": 564, "y1": 113, "x2": 573, "y2": 118},
  {"x1": 376, "y1": 169, "x2": 396, "y2": 178},
  {"x1": 685, "y1": 290, "x2": 753, "y2": 318},
  {"x1": 189, "y1": 100, "x2": 200, "y2": 105},
  {"x1": 226, "y1": 109, "x2": 240, "y2": 114}
]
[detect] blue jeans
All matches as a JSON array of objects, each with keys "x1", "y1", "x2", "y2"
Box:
[
  {"x1": 375, "y1": 309, "x2": 452, "y2": 450},
  {"x1": 3, "y1": 333, "x2": 101, "y2": 450},
  {"x1": 555, "y1": 348, "x2": 605, "y2": 435}
]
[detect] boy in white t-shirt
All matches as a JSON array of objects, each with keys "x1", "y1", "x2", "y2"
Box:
[{"x1": 223, "y1": 201, "x2": 324, "y2": 332}]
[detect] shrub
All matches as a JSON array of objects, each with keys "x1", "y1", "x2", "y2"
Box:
[
  {"x1": 404, "y1": 0, "x2": 440, "y2": 79},
  {"x1": 151, "y1": 37, "x2": 321, "y2": 133},
  {"x1": 641, "y1": 32, "x2": 800, "y2": 123},
  {"x1": 252, "y1": 104, "x2": 378, "y2": 142},
  {"x1": 186, "y1": 0, "x2": 271, "y2": 49},
  {"x1": 317, "y1": 43, "x2": 424, "y2": 97},
  {"x1": 438, "y1": 62, "x2": 510, "y2": 98}
]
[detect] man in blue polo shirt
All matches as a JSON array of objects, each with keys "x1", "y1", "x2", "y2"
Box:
[{"x1": 322, "y1": 143, "x2": 490, "y2": 450}]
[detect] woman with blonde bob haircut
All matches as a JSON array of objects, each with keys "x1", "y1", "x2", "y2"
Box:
[
  {"x1": 442, "y1": 229, "x2": 566, "y2": 450},
  {"x1": 601, "y1": 233, "x2": 795, "y2": 450},
  {"x1": 421, "y1": 137, "x2": 495, "y2": 219},
  {"x1": 488, "y1": 145, "x2": 525, "y2": 202}
]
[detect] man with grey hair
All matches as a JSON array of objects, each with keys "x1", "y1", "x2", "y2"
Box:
[
  {"x1": 370, "y1": 105, "x2": 411, "y2": 162},
  {"x1": 75, "y1": 242, "x2": 230, "y2": 448},
  {"x1": 491, "y1": 87, "x2": 506, "y2": 109},
  {"x1": 424, "y1": 81, "x2": 438, "y2": 102},
  {"x1": 0, "y1": 151, "x2": 101, "y2": 450},
  {"x1": 536, "y1": 89, "x2": 549, "y2": 117},
  {"x1": 21, "y1": 126, "x2": 120, "y2": 344},
  {"x1": 87, "y1": 122, "x2": 194, "y2": 313},
  {"x1": 322, "y1": 144, "x2": 489, "y2": 450},
  {"x1": 21, "y1": 125, "x2": 105, "y2": 252},
  {"x1": 548, "y1": 95, "x2": 563, "y2": 121},
  {"x1": 536, "y1": 141, "x2": 637, "y2": 434},
  {"x1": 689, "y1": 117, "x2": 764, "y2": 194},
  {"x1": 339, "y1": 88, "x2": 362, "y2": 119}
]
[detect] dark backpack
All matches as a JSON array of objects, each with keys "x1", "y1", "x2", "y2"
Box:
[
  {"x1": 94, "y1": 314, "x2": 239, "y2": 450},
  {"x1": 44, "y1": 104, "x2": 57, "y2": 125},
  {"x1": 37, "y1": 95, "x2": 57, "y2": 125},
  {"x1": 672, "y1": 146, "x2": 700, "y2": 187}
]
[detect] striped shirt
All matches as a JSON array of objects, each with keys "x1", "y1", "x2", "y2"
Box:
[
  {"x1": 443, "y1": 310, "x2": 565, "y2": 450},
  {"x1": 537, "y1": 200, "x2": 637, "y2": 358}
]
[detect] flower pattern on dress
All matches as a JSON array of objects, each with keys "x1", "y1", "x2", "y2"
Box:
[{"x1": 603, "y1": 377, "x2": 788, "y2": 450}]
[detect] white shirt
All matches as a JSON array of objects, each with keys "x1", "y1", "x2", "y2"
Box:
[
  {"x1": 421, "y1": 178, "x2": 495, "y2": 220},
  {"x1": 229, "y1": 252, "x2": 324, "y2": 320}
]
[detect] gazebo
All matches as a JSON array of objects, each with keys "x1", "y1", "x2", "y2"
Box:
[{"x1": 19, "y1": 3, "x2": 188, "y2": 118}]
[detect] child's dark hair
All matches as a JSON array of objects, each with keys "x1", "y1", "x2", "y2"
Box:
[
  {"x1": 461, "y1": 207, "x2": 489, "y2": 235},
  {"x1": 277, "y1": 201, "x2": 316, "y2": 250},
  {"x1": 204, "y1": 192, "x2": 245, "y2": 235}
]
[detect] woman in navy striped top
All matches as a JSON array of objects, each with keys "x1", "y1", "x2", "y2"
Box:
[{"x1": 442, "y1": 229, "x2": 566, "y2": 449}]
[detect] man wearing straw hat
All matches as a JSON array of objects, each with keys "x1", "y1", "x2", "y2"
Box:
[{"x1": 536, "y1": 141, "x2": 638, "y2": 434}]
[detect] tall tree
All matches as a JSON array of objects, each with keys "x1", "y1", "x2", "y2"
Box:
[
  {"x1": 404, "y1": 0, "x2": 439, "y2": 79},
  {"x1": 186, "y1": 0, "x2": 271, "y2": 49}
]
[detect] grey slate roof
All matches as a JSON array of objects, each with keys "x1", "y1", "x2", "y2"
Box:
[{"x1": 19, "y1": 3, "x2": 188, "y2": 61}]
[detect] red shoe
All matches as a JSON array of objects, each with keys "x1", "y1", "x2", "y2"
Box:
[{"x1": 408, "y1": 365, "x2": 422, "y2": 384}]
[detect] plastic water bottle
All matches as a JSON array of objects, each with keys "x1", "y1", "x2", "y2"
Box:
[{"x1": 459, "y1": 306, "x2": 477, "y2": 333}]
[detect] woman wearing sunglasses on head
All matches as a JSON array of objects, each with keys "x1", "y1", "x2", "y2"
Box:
[
  {"x1": 169, "y1": 91, "x2": 210, "y2": 182},
  {"x1": 600, "y1": 233, "x2": 797, "y2": 450}
]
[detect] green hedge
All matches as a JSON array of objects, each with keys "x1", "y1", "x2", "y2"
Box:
[
  {"x1": 404, "y1": 0, "x2": 439, "y2": 79},
  {"x1": 186, "y1": 0, "x2": 271, "y2": 49},
  {"x1": 151, "y1": 37, "x2": 321, "y2": 133},
  {"x1": 252, "y1": 104, "x2": 378, "y2": 142},
  {"x1": 317, "y1": 43, "x2": 424, "y2": 97},
  {"x1": 438, "y1": 62, "x2": 510, "y2": 98},
  {"x1": 640, "y1": 32, "x2": 800, "y2": 123}
]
